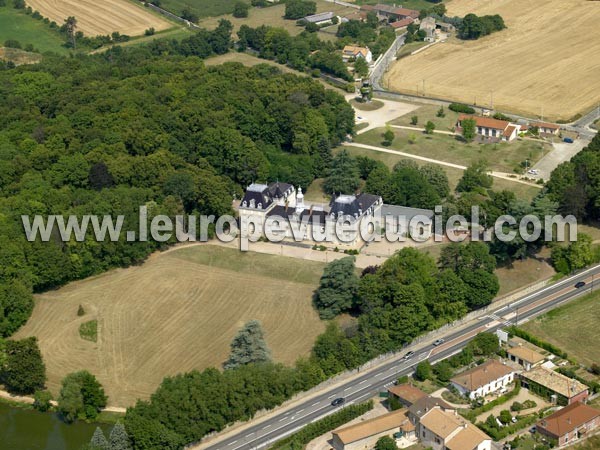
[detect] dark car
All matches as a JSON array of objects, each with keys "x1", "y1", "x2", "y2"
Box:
[
  {"x1": 432, "y1": 338, "x2": 445, "y2": 346},
  {"x1": 403, "y1": 351, "x2": 415, "y2": 360},
  {"x1": 331, "y1": 397, "x2": 345, "y2": 407},
  {"x1": 563, "y1": 137, "x2": 574, "y2": 143},
  {"x1": 575, "y1": 281, "x2": 586, "y2": 289}
]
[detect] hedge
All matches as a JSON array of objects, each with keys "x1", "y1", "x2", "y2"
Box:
[
  {"x1": 557, "y1": 367, "x2": 600, "y2": 394},
  {"x1": 270, "y1": 401, "x2": 374, "y2": 449},
  {"x1": 461, "y1": 381, "x2": 521, "y2": 422},
  {"x1": 508, "y1": 327, "x2": 568, "y2": 359},
  {"x1": 449, "y1": 103, "x2": 476, "y2": 114}
]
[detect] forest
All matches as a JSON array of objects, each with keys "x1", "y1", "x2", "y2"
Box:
[{"x1": 0, "y1": 22, "x2": 354, "y2": 341}]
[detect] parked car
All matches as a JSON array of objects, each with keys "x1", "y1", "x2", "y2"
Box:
[
  {"x1": 331, "y1": 397, "x2": 345, "y2": 407},
  {"x1": 402, "y1": 351, "x2": 415, "y2": 360},
  {"x1": 432, "y1": 339, "x2": 445, "y2": 346},
  {"x1": 529, "y1": 426, "x2": 537, "y2": 434},
  {"x1": 575, "y1": 281, "x2": 586, "y2": 289},
  {"x1": 563, "y1": 137, "x2": 574, "y2": 143}
]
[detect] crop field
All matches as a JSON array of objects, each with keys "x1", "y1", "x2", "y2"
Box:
[
  {"x1": 0, "y1": 6, "x2": 68, "y2": 54},
  {"x1": 521, "y1": 290, "x2": 600, "y2": 367},
  {"x1": 384, "y1": 0, "x2": 600, "y2": 121},
  {"x1": 14, "y1": 245, "x2": 326, "y2": 406},
  {"x1": 24, "y1": 0, "x2": 172, "y2": 36}
]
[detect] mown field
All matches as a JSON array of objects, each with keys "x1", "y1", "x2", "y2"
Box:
[
  {"x1": 160, "y1": 0, "x2": 246, "y2": 20},
  {"x1": 24, "y1": 0, "x2": 172, "y2": 36},
  {"x1": 0, "y1": 6, "x2": 68, "y2": 54},
  {"x1": 385, "y1": 0, "x2": 600, "y2": 121},
  {"x1": 14, "y1": 245, "x2": 326, "y2": 406},
  {"x1": 521, "y1": 290, "x2": 600, "y2": 367}
]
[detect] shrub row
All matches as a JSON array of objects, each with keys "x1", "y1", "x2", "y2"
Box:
[
  {"x1": 270, "y1": 401, "x2": 373, "y2": 449},
  {"x1": 478, "y1": 413, "x2": 537, "y2": 441},
  {"x1": 449, "y1": 103, "x2": 475, "y2": 114}
]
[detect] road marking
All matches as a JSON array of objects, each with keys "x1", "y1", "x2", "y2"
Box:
[
  {"x1": 279, "y1": 417, "x2": 287, "y2": 422},
  {"x1": 311, "y1": 401, "x2": 319, "y2": 406},
  {"x1": 229, "y1": 440, "x2": 237, "y2": 446},
  {"x1": 328, "y1": 394, "x2": 336, "y2": 399},
  {"x1": 359, "y1": 379, "x2": 368, "y2": 384},
  {"x1": 343, "y1": 387, "x2": 351, "y2": 391},
  {"x1": 296, "y1": 409, "x2": 303, "y2": 414}
]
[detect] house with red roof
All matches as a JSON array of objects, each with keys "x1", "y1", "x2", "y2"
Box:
[
  {"x1": 457, "y1": 115, "x2": 522, "y2": 142},
  {"x1": 536, "y1": 402, "x2": 600, "y2": 447}
]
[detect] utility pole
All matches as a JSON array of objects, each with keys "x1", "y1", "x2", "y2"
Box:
[{"x1": 422, "y1": 79, "x2": 426, "y2": 97}]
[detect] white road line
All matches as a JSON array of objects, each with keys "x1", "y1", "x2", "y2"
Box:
[
  {"x1": 328, "y1": 394, "x2": 336, "y2": 399},
  {"x1": 229, "y1": 440, "x2": 237, "y2": 446},
  {"x1": 297, "y1": 409, "x2": 304, "y2": 414},
  {"x1": 343, "y1": 387, "x2": 351, "y2": 391},
  {"x1": 311, "y1": 401, "x2": 319, "y2": 406},
  {"x1": 359, "y1": 379, "x2": 368, "y2": 384},
  {"x1": 279, "y1": 417, "x2": 287, "y2": 422}
]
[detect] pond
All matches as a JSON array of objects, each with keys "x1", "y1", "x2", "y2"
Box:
[{"x1": 0, "y1": 403, "x2": 111, "y2": 450}]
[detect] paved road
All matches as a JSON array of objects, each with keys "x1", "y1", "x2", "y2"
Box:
[
  {"x1": 196, "y1": 265, "x2": 600, "y2": 450},
  {"x1": 531, "y1": 139, "x2": 588, "y2": 180}
]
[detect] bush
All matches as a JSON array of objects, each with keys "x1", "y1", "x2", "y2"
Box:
[
  {"x1": 233, "y1": 1, "x2": 249, "y2": 18},
  {"x1": 415, "y1": 361, "x2": 432, "y2": 381},
  {"x1": 449, "y1": 103, "x2": 475, "y2": 114},
  {"x1": 411, "y1": 115, "x2": 418, "y2": 125},
  {"x1": 462, "y1": 381, "x2": 520, "y2": 422},
  {"x1": 3, "y1": 39, "x2": 22, "y2": 49},
  {"x1": 77, "y1": 304, "x2": 85, "y2": 316},
  {"x1": 144, "y1": 27, "x2": 155, "y2": 36},
  {"x1": 271, "y1": 401, "x2": 373, "y2": 449},
  {"x1": 33, "y1": 390, "x2": 53, "y2": 412},
  {"x1": 478, "y1": 413, "x2": 537, "y2": 441},
  {"x1": 510, "y1": 401, "x2": 523, "y2": 412}
]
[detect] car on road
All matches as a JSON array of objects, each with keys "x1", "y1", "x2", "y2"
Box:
[
  {"x1": 563, "y1": 137, "x2": 574, "y2": 143},
  {"x1": 402, "y1": 351, "x2": 415, "y2": 360},
  {"x1": 575, "y1": 281, "x2": 586, "y2": 289},
  {"x1": 331, "y1": 397, "x2": 345, "y2": 407},
  {"x1": 356, "y1": 116, "x2": 364, "y2": 120},
  {"x1": 432, "y1": 338, "x2": 444, "y2": 346}
]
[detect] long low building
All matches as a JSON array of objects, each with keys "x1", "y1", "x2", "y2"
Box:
[
  {"x1": 457, "y1": 115, "x2": 521, "y2": 142},
  {"x1": 331, "y1": 408, "x2": 414, "y2": 450},
  {"x1": 450, "y1": 360, "x2": 516, "y2": 400},
  {"x1": 519, "y1": 366, "x2": 589, "y2": 405}
]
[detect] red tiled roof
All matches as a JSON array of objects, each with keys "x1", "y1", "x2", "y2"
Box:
[
  {"x1": 393, "y1": 7, "x2": 419, "y2": 18},
  {"x1": 537, "y1": 402, "x2": 600, "y2": 438},
  {"x1": 458, "y1": 114, "x2": 510, "y2": 131},
  {"x1": 503, "y1": 125, "x2": 517, "y2": 137},
  {"x1": 450, "y1": 360, "x2": 514, "y2": 391},
  {"x1": 388, "y1": 384, "x2": 428, "y2": 404},
  {"x1": 391, "y1": 17, "x2": 414, "y2": 28}
]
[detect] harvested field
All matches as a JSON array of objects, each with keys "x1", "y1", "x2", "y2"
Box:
[
  {"x1": 24, "y1": 0, "x2": 172, "y2": 36},
  {"x1": 14, "y1": 245, "x2": 326, "y2": 406},
  {"x1": 385, "y1": 0, "x2": 600, "y2": 121}
]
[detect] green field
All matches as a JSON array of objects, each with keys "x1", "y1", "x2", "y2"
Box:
[
  {"x1": 357, "y1": 0, "x2": 435, "y2": 11},
  {"x1": 355, "y1": 128, "x2": 550, "y2": 174},
  {"x1": 522, "y1": 290, "x2": 600, "y2": 367},
  {"x1": 159, "y1": 0, "x2": 246, "y2": 20},
  {"x1": 0, "y1": 6, "x2": 68, "y2": 54}
]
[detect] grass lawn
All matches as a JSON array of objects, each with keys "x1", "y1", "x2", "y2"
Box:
[
  {"x1": 390, "y1": 103, "x2": 461, "y2": 132},
  {"x1": 79, "y1": 319, "x2": 98, "y2": 342},
  {"x1": 395, "y1": 40, "x2": 430, "y2": 59},
  {"x1": 521, "y1": 290, "x2": 600, "y2": 367},
  {"x1": 173, "y1": 245, "x2": 325, "y2": 285},
  {"x1": 0, "y1": 7, "x2": 69, "y2": 54},
  {"x1": 91, "y1": 26, "x2": 193, "y2": 53},
  {"x1": 355, "y1": 127, "x2": 550, "y2": 174},
  {"x1": 341, "y1": 145, "x2": 541, "y2": 202},
  {"x1": 304, "y1": 178, "x2": 330, "y2": 204},
  {"x1": 197, "y1": 0, "x2": 355, "y2": 36}
]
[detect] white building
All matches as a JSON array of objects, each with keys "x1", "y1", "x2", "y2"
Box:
[
  {"x1": 457, "y1": 115, "x2": 521, "y2": 142},
  {"x1": 342, "y1": 45, "x2": 373, "y2": 64},
  {"x1": 450, "y1": 360, "x2": 516, "y2": 400}
]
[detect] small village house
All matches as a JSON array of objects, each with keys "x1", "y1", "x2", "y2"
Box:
[
  {"x1": 331, "y1": 408, "x2": 414, "y2": 450},
  {"x1": 342, "y1": 45, "x2": 373, "y2": 63},
  {"x1": 531, "y1": 121, "x2": 560, "y2": 136},
  {"x1": 450, "y1": 360, "x2": 515, "y2": 400},
  {"x1": 507, "y1": 344, "x2": 545, "y2": 371},
  {"x1": 390, "y1": 17, "x2": 414, "y2": 30},
  {"x1": 536, "y1": 402, "x2": 600, "y2": 447},
  {"x1": 519, "y1": 366, "x2": 589, "y2": 405},
  {"x1": 418, "y1": 407, "x2": 492, "y2": 450},
  {"x1": 407, "y1": 396, "x2": 454, "y2": 425},
  {"x1": 457, "y1": 115, "x2": 521, "y2": 142}
]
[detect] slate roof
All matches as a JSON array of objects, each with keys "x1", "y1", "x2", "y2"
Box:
[
  {"x1": 329, "y1": 193, "x2": 381, "y2": 218},
  {"x1": 408, "y1": 396, "x2": 453, "y2": 419},
  {"x1": 240, "y1": 182, "x2": 293, "y2": 211},
  {"x1": 267, "y1": 205, "x2": 328, "y2": 224},
  {"x1": 381, "y1": 204, "x2": 434, "y2": 221}
]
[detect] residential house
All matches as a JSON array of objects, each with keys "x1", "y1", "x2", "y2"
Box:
[
  {"x1": 507, "y1": 344, "x2": 545, "y2": 370},
  {"x1": 536, "y1": 402, "x2": 600, "y2": 447},
  {"x1": 450, "y1": 360, "x2": 516, "y2": 400},
  {"x1": 420, "y1": 17, "x2": 436, "y2": 42},
  {"x1": 342, "y1": 45, "x2": 373, "y2": 63},
  {"x1": 437, "y1": 21, "x2": 456, "y2": 33},
  {"x1": 457, "y1": 114, "x2": 521, "y2": 142},
  {"x1": 419, "y1": 407, "x2": 492, "y2": 450},
  {"x1": 302, "y1": 11, "x2": 337, "y2": 26},
  {"x1": 388, "y1": 384, "x2": 428, "y2": 408},
  {"x1": 360, "y1": 4, "x2": 419, "y2": 22},
  {"x1": 532, "y1": 121, "x2": 560, "y2": 136},
  {"x1": 519, "y1": 366, "x2": 589, "y2": 405},
  {"x1": 331, "y1": 408, "x2": 415, "y2": 450},
  {"x1": 407, "y1": 396, "x2": 454, "y2": 425}
]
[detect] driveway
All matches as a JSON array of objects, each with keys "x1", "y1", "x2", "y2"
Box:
[
  {"x1": 349, "y1": 95, "x2": 418, "y2": 135},
  {"x1": 529, "y1": 139, "x2": 588, "y2": 180}
]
